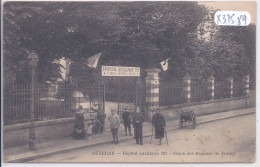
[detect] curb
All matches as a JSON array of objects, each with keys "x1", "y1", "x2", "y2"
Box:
[{"x1": 5, "y1": 110, "x2": 255, "y2": 163}]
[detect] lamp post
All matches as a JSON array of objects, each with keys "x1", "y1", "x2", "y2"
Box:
[{"x1": 28, "y1": 51, "x2": 39, "y2": 150}]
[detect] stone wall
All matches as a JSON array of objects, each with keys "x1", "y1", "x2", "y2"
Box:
[
  {"x1": 3, "y1": 96, "x2": 250, "y2": 148},
  {"x1": 158, "y1": 97, "x2": 249, "y2": 121}
]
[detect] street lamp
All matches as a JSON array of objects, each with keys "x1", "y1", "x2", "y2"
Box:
[{"x1": 28, "y1": 51, "x2": 39, "y2": 150}]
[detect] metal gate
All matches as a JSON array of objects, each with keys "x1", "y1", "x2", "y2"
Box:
[
  {"x1": 105, "y1": 79, "x2": 146, "y2": 118},
  {"x1": 81, "y1": 85, "x2": 105, "y2": 134},
  {"x1": 82, "y1": 86, "x2": 105, "y2": 120}
]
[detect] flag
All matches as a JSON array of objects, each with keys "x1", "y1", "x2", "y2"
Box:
[
  {"x1": 160, "y1": 58, "x2": 170, "y2": 71},
  {"x1": 86, "y1": 53, "x2": 102, "y2": 68}
]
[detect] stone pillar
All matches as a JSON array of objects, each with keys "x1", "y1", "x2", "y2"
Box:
[
  {"x1": 243, "y1": 75, "x2": 250, "y2": 107},
  {"x1": 227, "y1": 77, "x2": 234, "y2": 98},
  {"x1": 208, "y1": 76, "x2": 215, "y2": 100},
  {"x1": 145, "y1": 68, "x2": 161, "y2": 121},
  {"x1": 243, "y1": 75, "x2": 250, "y2": 96},
  {"x1": 183, "y1": 76, "x2": 191, "y2": 103}
]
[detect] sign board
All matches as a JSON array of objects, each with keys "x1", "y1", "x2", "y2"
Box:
[{"x1": 102, "y1": 65, "x2": 140, "y2": 76}]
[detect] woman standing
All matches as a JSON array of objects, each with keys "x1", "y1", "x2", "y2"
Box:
[{"x1": 152, "y1": 108, "x2": 166, "y2": 145}]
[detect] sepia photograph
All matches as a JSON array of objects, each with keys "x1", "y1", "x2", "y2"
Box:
[{"x1": 1, "y1": 0, "x2": 257, "y2": 164}]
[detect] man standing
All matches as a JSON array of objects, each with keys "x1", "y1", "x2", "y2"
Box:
[
  {"x1": 133, "y1": 107, "x2": 144, "y2": 145},
  {"x1": 108, "y1": 109, "x2": 120, "y2": 144},
  {"x1": 122, "y1": 108, "x2": 132, "y2": 136},
  {"x1": 152, "y1": 108, "x2": 166, "y2": 145}
]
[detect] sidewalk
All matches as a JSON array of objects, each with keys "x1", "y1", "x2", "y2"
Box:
[{"x1": 3, "y1": 107, "x2": 255, "y2": 163}]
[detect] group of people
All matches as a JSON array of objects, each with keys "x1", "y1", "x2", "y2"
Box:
[
  {"x1": 73, "y1": 105, "x2": 166, "y2": 145},
  {"x1": 73, "y1": 104, "x2": 106, "y2": 140},
  {"x1": 108, "y1": 107, "x2": 166, "y2": 145}
]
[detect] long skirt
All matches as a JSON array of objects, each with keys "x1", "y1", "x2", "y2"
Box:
[
  {"x1": 155, "y1": 126, "x2": 164, "y2": 139},
  {"x1": 73, "y1": 127, "x2": 86, "y2": 139}
]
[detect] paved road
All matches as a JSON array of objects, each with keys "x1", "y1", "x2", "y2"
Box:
[{"x1": 30, "y1": 113, "x2": 256, "y2": 163}]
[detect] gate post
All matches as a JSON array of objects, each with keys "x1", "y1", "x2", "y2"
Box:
[
  {"x1": 227, "y1": 77, "x2": 234, "y2": 98},
  {"x1": 145, "y1": 68, "x2": 161, "y2": 121},
  {"x1": 208, "y1": 76, "x2": 215, "y2": 100},
  {"x1": 183, "y1": 76, "x2": 191, "y2": 103},
  {"x1": 243, "y1": 75, "x2": 250, "y2": 107},
  {"x1": 243, "y1": 75, "x2": 250, "y2": 97}
]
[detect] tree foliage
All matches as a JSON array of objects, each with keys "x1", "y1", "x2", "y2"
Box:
[
  {"x1": 70, "y1": 2, "x2": 209, "y2": 86},
  {"x1": 210, "y1": 24, "x2": 256, "y2": 82},
  {"x1": 3, "y1": 2, "x2": 256, "y2": 89}
]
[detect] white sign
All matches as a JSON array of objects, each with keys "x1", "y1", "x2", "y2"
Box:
[
  {"x1": 214, "y1": 11, "x2": 251, "y2": 26},
  {"x1": 102, "y1": 65, "x2": 140, "y2": 76}
]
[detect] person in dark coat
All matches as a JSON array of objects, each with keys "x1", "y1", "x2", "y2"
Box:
[
  {"x1": 152, "y1": 108, "x2": 166, "y2": 145},
  {"x1": 133, "y1": 107, "x2": 144, "y2": 145},
  {"x1": 122, "y1": 108, "x2": 132, "y2": 136},
  {"x1": 73, "y1": 105, "x2": 87, "y2": 140}
]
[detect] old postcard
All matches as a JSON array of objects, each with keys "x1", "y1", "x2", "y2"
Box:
[{"x1": 2, "y1": 0, "x2": 256, "y2": 164}]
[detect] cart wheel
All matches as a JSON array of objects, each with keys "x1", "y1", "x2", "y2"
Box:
[{"x1": 192, "y1": 116, "x2": 196, "y2": 129}]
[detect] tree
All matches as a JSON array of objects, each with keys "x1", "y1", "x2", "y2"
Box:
[
  {"x1": 5, "y1": 2, "x2": 254, "y2": 89},
  {"x1": 3, "y1": 2, "x2": 63, "y2": 85},
  {"x1": 209, "y1": 24, "x2": 256, "y2": 83},
  {"x1": 3, "y1": 2, "x2": 123, "y2": 85},
  {"x1": 70, "y1": 1, "x2": 210, "y2": 87}
]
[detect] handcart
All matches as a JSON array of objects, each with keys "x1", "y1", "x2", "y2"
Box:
[{"x1": 179, "y1": 110, "x2": 196, "y2": 129}]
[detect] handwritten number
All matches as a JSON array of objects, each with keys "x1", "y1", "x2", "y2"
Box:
[
  {"x1": 227, "y1": 14, "x2": 235, "y2": 24},
  {"x1": 237, "y1": 16, "x2": 242, "y2": 25},
  {"x1": 215, "y1": 12, "x2": 250, "y2": 26},
  {"x1": 242, "y1": 15, "x2": 247, "y2": 25},
  {"x1": 222, "y1": 15, "x2": 226, "y2": 24},
  {"x1": 217, "y1": 14, "x2": 222, "y2": 24}
]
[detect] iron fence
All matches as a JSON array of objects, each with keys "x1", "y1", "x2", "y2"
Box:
[
  {"x1": 34, "y1": 83, "x2": 75, "y2": 121},
  {"x1": 3, "y1": 84, "x2": 31, "y2": 125},
  {"x1": 159, "y1": 80, "x2": 246, "y2": 106},
  {"x1": 233, "y1": 82, "x2": 245, "y2": 97},
  {"x1": 4, "y1": 83, "x2": 77, "y2": 125},
  {"x1": 190, "y1": 82, "x2": 210, "y2": 102},
  {"x1": 4, "y1": 79, "x2": 247, "y2": 125},
  {"x1": 214, "y1": 81, "x2": 230, "y2": 99},
  {"x1": 104, "y1": 85, "x2": 118, "y2": 102},
  {"x1": 159, "y1": 82, "x2": 186, "y2": 106}
]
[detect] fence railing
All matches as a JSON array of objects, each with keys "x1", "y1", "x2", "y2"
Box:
[
  {"x1": 159, "y1": 80, "x2": 247, "y2": 106},
  {"x1": 159, "y1": 84, "x2": 186, "y2": 106},
  {"x1": 214, "y1": 81, "x2": 230, "y2": 99},
  {"x1": 3, "y1": 82, "x2": 107, "y2": 126},
  {"x1": 4, "y1": 84, "x2": 31, "y2": 125},
  {"x1": 233, "y1": 82, "x2": 245, "y2": 97},
  {"x1": 190, "y1": 82, "x2": 210, "y2": 102},
  {"x1": 4, "y1": 83, "x2": 79, "y2": 125},
  {"x1": 3, "y1": 79, "x2": 248, "y2": 125}
]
